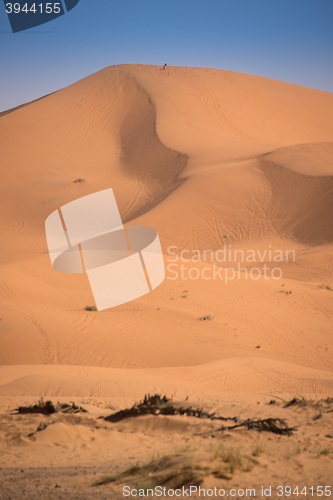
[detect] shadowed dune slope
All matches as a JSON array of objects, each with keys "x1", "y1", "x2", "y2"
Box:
[
  {"x1": 258, "y1": 158, "x2": 333, "y2": 246},
  {"x1": 0, "y1": 66, "x2": 187, "y2": 265}
]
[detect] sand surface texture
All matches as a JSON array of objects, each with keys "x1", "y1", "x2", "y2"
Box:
[{"x1": 0, "y1": 65, "x2": 332, "y2": 498}]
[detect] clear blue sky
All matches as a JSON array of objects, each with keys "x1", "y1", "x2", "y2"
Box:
[{"x1": 1, "y1": 0, "x2": 332, "y2": 111}]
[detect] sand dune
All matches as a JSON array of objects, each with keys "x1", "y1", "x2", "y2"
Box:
[
  {"x1": 1, "y1": 358, "x2": 333, "y2": 406},
  {"x1": 0, "y1": 64, "x2": 332, "y2": 371},
  {"x1": 0, "y1": 65, "x2": 333, "y2": 492}
]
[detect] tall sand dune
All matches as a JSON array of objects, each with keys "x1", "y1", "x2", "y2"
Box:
[{"x1": 0, "y1": 64, "x2": 332, "y2": 392}]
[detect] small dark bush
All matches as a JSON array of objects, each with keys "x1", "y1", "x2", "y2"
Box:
[{"x1": 85, "y1": 305, "x2": 97, "y2": 311}]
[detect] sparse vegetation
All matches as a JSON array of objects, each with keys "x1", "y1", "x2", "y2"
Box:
[
  {"x1": 93, "y1": 442, "x2": 257, "y2": 489},
  {"x1": 222, "y1": 448, "x2": 242, "y2": 473},
  {"x1": 15, "y1": 399, "x2": 87, "y2": 415},
  {"x1": 280, "y1": 290, "x2": 292, "y2": 295},
  {"x1": 210, "y1": 443, "x2": 250, "y2": 474},
  {"x1": 85, "y1": 305, "x2": 97, "y2": 311},
  {"x1": 104, "y1": 394, "x2": 295, "y2": 435},
  {"x1": 213, "y1": 467, "x2": 232, "y2": 479},
  {"x1": 315, "y1": 448, "x2": 330, "y2": 457},
  {"x1": 319, "y1": 284, "x2": 333, "y2": 291},
  {"x1": 283, "y1": 397, "x2": 303, "y2": 408},
  {"x1": 182, "y1": 295, "x2": 188, "y2": 298},
  {"x1": 10, "y1": 395, "x2": 333, "y2": 489},
  {"x1": 73, "y1": 178, "x2": 85, "y2": 183},
  {"x1": 93, "y1": 455, "x2": 207, "y2": 489},
  {"x1": 221, "y1": 417, "x2": 296, "y2": 435},
  {"x1": 200, "y1": 315, "x2": 214, "y2": 321},
  {"x1": 17, "y1": 397, "x2": 56, "y2": 415},
  {"x1": 93, "y1": 475, "x2": 118, "y2": 485},
  {"x1": 242, "y1": 459, "x2": 255, "y2": 472},
  {"x1": 252, "y1": 443, "x2": 264, "y2": 457}
]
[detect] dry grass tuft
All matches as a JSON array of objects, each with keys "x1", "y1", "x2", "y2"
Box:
[
  {"x1": 319, "y1": 284, "x2": 333, "y2": 291},
  {"x1": 93, "y1": 455, "x2": 207, "y2": 489},
  {"x1": 252, "y1": 443, "x2": 264, "y2": 457},
  {"x1": 315, "y1": 448, "x2": 330, "y2": 458},
  {"x1": 210, "y1": 443, "x2": 249, "y2": 474}
]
